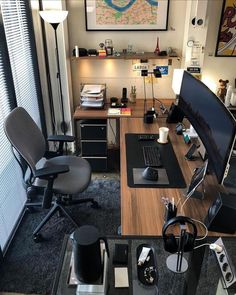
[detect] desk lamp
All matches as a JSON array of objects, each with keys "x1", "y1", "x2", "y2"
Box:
[
  {"x1": 39, "y1": 10, "x2": 68, "y2": 135},
  {"x1": 142, "y1": 68, "x2": 162, "y2": 124}
]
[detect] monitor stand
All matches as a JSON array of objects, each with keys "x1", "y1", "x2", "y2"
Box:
[
  {"x1": 182, "y1": 160, "x2": 208, "y2": 200},
  {"x1": 183, "y1": 181, "x2": 205, "y2": 200}
]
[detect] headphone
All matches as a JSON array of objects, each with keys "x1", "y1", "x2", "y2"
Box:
[{"x1": 162, "y1": 216, "x2": 197, "y2": 253}]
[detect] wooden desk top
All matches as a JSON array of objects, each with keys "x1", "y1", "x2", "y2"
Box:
[
  {"x1": 73, "y1": 102, "x2": 234, "y2": 237},
  {"x1": 120, "y1": 117, "x2": 230, "y2": 237},
  {"x1": 73, "y1": 99, "x2": 173, "y2": 120}
]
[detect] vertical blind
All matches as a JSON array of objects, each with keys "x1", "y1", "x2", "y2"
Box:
[
  {"x1": 1, "y1": 0, "x2": 41, "y2": 126},
  {"x1": 0, "y1": 33, "x2": 26, "y2": 251},
  {"x1": 0, "y1": 0, "x2": 44, "y2": 251}
]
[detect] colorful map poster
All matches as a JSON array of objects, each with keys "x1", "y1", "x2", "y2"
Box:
[{"x1": 85, "y1": 0, "x2": 169, "y2": 31}]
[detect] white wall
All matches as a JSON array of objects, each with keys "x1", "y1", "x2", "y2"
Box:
[
  {"x1": 66, "y1": 0, "x2": 235, "y2": 109},
  {"x1": 67, "y1": 0, "x2": 186, "y2": 107}
]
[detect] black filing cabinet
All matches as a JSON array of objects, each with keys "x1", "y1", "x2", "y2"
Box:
[{"x1": 79, "y1": 119, "x2": 107, "y2": 171}]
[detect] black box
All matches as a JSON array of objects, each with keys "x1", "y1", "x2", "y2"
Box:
[{"x1": 204, "y1": 192, "x2": 236, "y2": 234}]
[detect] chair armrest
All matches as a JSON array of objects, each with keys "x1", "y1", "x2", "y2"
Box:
[
  {"x1": 34, "y1": 165, "x2": 69, "y2": 179},
  {"x1": 47, "y1": 135, "x2": 75, "y2": 142},
  {"x1": 47, "y1": 135, "x2": 75, "y2": 157}
]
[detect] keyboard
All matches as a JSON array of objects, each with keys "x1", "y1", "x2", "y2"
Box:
[{"x1": 142, "y1": 146, "x2": 162, "y2": 167}]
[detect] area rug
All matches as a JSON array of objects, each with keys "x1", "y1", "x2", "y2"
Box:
[{"x1": 0, "y1": 178, "x2": 120, "y2": 294}]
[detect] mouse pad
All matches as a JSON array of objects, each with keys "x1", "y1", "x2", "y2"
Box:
[
  {"x1": 133, "y1": 168, "x2": 169, "y2": 185},
  {"x1": 125, "y1": 133, "x2": 186, "y2": 188}
]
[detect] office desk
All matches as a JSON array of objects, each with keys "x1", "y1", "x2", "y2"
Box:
[
  {"x1": 73, "y1": 100, "x2": 233, "y2": 238},
  {"x1": 120, "y1": 117, "x2": 224, "y2": 237},
  {"x1": 73, "y1": 99, "x2": 171, "y2": 119}
]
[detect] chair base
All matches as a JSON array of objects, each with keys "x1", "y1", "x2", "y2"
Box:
[{"x1": 25, "y1": 196, "x2": 99, "y2": 241}]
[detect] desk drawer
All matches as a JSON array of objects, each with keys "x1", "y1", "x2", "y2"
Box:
[
  {"x1": 83, "y1": 157, "x2": 107, "y2": 172},
  {"x1": 81, "y1": 140, "x2": 107, "y2": 156},
  {"x1": 80, "y1": 122, "x2": 107, "y2": 140}
]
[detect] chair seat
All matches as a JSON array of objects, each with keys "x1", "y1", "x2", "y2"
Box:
[{"x1": 35, "y1": 156, "x2": 91, "y2": 195}]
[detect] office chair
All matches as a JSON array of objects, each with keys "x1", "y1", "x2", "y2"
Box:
[{"x1": 4, "y1": 107, "x2": 98, "y2": 242}]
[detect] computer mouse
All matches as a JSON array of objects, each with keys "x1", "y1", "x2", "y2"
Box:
[{"x1": 142, "y1": 167, "x2": 159, "y2": 181}]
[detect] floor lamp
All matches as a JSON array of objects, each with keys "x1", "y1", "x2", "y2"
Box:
[{"x1": 39, "y1": 10, "x2": 68, "y2": 135}]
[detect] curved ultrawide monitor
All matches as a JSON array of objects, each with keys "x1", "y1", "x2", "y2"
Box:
[{"x1": 179, "y1": 71, "x2": 236, "y2": 184}]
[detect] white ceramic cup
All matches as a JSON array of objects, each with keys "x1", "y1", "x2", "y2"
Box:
[{"x1": 159, "y1": 127, "x2": 169, "y2": 143}]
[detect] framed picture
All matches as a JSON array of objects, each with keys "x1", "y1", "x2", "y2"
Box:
[
  {"x1": 215, "y1": 0, "x2": 236, "y2": 57},
  {"x1": 85, "y1": 0, "x2": 169, "y2": 31}
]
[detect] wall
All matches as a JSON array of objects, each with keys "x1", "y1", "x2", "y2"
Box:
[
  {"x1": 67, "y1": 0, "x2": 187, "y2": 108},
  {"x1": 66, "y1": 0, "x2": 236, "y2": 109}
]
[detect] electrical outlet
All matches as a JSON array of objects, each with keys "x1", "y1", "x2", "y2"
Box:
[{"x1": 213, "y1": 238, "x2": 236, "y2": 290}]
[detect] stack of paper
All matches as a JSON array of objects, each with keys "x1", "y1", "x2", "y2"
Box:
[{"x1": 80, "y1": 84, "x2": 106, "y2": 108}]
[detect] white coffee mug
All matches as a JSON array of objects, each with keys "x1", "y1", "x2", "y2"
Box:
[{"x1": 158, "y1": 127, "x2": 169, "y2": 143}]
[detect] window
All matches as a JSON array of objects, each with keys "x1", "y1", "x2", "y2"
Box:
[
  {"x1": 0, "y1": 0, "x2": 44, "y2": 251},
  {"x1": 1, "y1": 0, "x2": 41, "y2": 126},
  {"x1": 0, "y1": 29, "x2": 26, "y2": 250}
]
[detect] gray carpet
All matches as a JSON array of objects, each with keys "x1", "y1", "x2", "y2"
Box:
[{"x1": 0, "y1": 178, "x2": 120, "y2": 294}]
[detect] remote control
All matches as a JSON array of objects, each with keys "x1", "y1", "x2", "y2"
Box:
[{"x1": 138, "y1": 134, "x2": 155, "y2": 141}]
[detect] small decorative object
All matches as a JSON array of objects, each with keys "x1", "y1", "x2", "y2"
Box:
[
  {"x1": 98, "y1": 42, "x2": 106, "y2": 57},
  {"x1": 217, "y1": 79, "x2": 229, "y2": 102},
  {"x1": 129, "y1": 86, "x2": 136, "y2": 104},
  {"x1": 225, "y1": 85, "x2": 232, "y2": 107},
  {"x1": 105, "y1": 39, "x2": 113, "y2": 56},
  {"x1": 231, "y1": 90, "x2": 236, "y2": 106},
  {"x1": 74, "y1": 45, "x2": 79, "y2": 57},
  {"x1": 154, "y1": 37, "x2": 160, "y2": 55},
  {"x1": 127, "y1": 43, "x2": 133, "y2": 54}
]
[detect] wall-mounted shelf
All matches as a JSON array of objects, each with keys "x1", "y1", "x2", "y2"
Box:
[{"x1": 72, "y1": 52, "x2": 180, "y2": 61}]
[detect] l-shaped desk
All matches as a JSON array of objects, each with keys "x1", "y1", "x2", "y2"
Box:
[{"x1": 73, "y1": 99, "x2": 233, "y2": 238}]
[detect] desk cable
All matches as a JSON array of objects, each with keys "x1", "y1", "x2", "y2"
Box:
[
  {"x1": 194, "y1": 242, "x2": 223, "y2": 252},
  {"x1": 108, "y1": 119, "x2": 116, "y2": 146},
  {"x1": 191, "y1": 218, "x2": 208, "y2": 241}
]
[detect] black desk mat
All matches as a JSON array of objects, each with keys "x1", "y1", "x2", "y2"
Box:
[{"x1": 125, "y1": 133, "x2": 186, "y2": 188}]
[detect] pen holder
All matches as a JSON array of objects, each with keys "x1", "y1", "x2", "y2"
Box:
[{"x1": 165, "y1": 205, "x2": 177, "y2": 222}]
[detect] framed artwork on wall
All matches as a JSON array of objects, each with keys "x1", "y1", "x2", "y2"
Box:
[
  {"x1": 215, "y1": 0, "x2": 236, "y2": 57},
  {"x1": 84, "y1": 0, "x2": 169, "y2": 31}
]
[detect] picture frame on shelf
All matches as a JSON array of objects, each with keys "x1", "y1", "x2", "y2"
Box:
[
  {"x1": 84, "y1": 0, "x2": 169, "y2": 31},
  {"x1": 215, "y1": 0, "x2": 236, "y2": 57}
]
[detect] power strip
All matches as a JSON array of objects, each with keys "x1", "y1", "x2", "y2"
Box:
[{"x1": 213, "y1": 237, "x2": 236, "y2": 290}]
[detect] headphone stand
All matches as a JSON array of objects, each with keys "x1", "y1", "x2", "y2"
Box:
[{"x1": 166, "y1": 228, "x2": 188, "y2": 273}]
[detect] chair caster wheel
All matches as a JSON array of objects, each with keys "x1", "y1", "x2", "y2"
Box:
[
  {"x1": 27, "y1": 186, "x2": 37, "y2": 201},
  {"x1": 33, "y1": 233, "x2": 43, "y2": 243},
  {"x1": 91, "y1": 201, "x2": 100, "y2": 209},
  {"x1": 26, "y1": 206, "x2": 35, "y2": 213}
]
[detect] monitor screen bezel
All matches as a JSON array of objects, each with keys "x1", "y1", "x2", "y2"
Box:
[{"x1": 178, "y1": 71, "x2": 236, "y2": 184}]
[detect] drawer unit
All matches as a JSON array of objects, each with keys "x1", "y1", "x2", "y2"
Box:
[
  {"x1": 83, "y1": 157, "x2": 107, "y2": 172},
  {"x1": 81, "y1": 140, "x2": 107, "y2": 156},
  {"x1": 80, "y1": 119, "x2": 107, "y2": 140},
  {"x1": 79, "y1": 119, "x2": 108, "y2": 172}
]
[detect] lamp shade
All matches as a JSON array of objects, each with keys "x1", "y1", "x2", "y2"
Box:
[
  {"x1": 172, "y1": 69, "x2": 184, "y2": 95},
  {"x1": 39, "y1": 10, "x2": 68, "y2": 24}
]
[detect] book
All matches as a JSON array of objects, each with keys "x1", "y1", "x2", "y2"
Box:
[
  {"x1": 120, "y1": 108, "x2": 131, "y2": 116},
  {"x1": 108, "y1": 108, "x2": 121, "y2": 115},
  {"x1": 107, "y1": 108, "x2": 131, "y2": 116}
]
